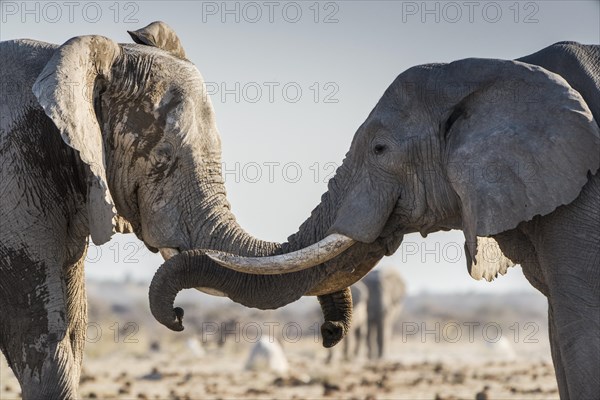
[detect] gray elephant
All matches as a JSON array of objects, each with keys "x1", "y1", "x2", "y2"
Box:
[
  {"x1": 150, "y1": 42, "x2": 599, "y2": 399},
  {"x1": 325, "y1": 269, "x2": 405, "y2": 362},
  {"x1": 364, "y1": 269, "x2": 405, "y2": 360},
  {"x1": 0, "y1": 21, "x2": 303, "y2": 399}
]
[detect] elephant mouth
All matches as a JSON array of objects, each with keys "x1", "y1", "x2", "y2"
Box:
[
  {"x1": 381, "y1": 232, "x2": 404, "y2": 256},
  {"x1": 378, "y1": 205, "x2": 409, "y2": 256},
  {"x1": 126, "y1": 219, "x2": 161, "y2": 255},
  {"x1": 145, "y1": 243, "x2": 160, "y2": 253}
]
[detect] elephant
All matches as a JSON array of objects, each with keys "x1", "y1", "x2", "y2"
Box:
[
  {"x1": 325, "y1": 281, "x2": 369, "y2": 363},
  {"x1": 150, "y1": 42, "x2": 600, "y2": 399},
  {"x1": 0, "y1": 20, "x2": 307, "y2": 398},
  {"x1": 325, "y1": 269, "x2": 406, "y2": 362},
  {"x1": 363, "y1": 269, "x2": 406, "y2": 360}
]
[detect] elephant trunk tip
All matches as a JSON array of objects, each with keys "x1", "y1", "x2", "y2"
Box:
[
  {"x1": 149, "y1": 253, "x2": 194, "y2": 332},
  {"x1": 157, "y1": 305, "x2": 185, "y2": 332},
  {"x1": 172, "y1": 307, "x2": 185, "y2": 331},
  {"x1": 321, "y1": 320, "x2": 347, "y2": 348}
]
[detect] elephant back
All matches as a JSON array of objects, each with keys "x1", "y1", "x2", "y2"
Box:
[
  {"x1": 0, "y1": 40, "x2": 58, "y2": 133},
  {"x1": 518, "y1": 42, "x2": 600, "y2": 124}
]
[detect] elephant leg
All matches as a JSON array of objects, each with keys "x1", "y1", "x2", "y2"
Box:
[
  {"x1": 366, "y1": 319, "x2": 375, "y2": 359},
  {"x1": 524, "y1": 189, "x2": 600, "y2": 399},
  {"x1": 376, "y1": 315, "x2": 385, "y2": 359},
  {"x1": 354, "y1": 326, "x2": 362, "y2": 358},
  {"x1": 546, "y1": 288, "x2": 599, "y2": 399},
  {"x1": 0, "y1": 254, "x2": 87, "y2": 399},
  {"x1": 325, "y1": 348, "x2": 333, "y2": 364},
  {"x1": 548, "y1": 305, "x2": 569, "y2": 400},
  {"x1": 343, "y1": 331, "x2": 350, "y2": 360}
]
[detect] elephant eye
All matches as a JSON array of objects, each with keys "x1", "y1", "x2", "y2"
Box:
[
  {"x1": 373, "y1": 144, "x2": 387, "y2": 155},
  {"x1": 150, "y1": 142, "x2": 175, "y2": 173}
]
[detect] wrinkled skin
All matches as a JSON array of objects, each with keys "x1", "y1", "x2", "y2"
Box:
[
  {"x1": 152, "y1": 42, "x2": 600, "y2": 399},
  {"x1": 0, "y1": 21, "x2": 290, "y2": 398},
  {"x1": 325, "y1": 282, "x2": 369, "y2": 363},
  {"x1": 319, "y1": 287, "x2": 354, "y2": 349}
]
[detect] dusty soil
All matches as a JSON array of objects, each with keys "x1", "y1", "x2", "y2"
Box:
[
  {"x1": 0, "y1": 333, "x2": 558, "y2": 400},
  {"x1": 0, "y1": 283, "x2": 558, "y2": 399}
]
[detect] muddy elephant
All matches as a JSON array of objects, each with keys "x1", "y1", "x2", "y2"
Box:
[
  {"x1": 0, "y1": 21, "x2": 295, "y2": 399},
  {"x1": 151, "y1": 42, "x2": 599, "y2": 399}
]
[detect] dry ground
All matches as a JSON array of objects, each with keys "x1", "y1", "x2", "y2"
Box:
[{"x1": 0, "y1": 281, "x2": 558, "y2": 400}]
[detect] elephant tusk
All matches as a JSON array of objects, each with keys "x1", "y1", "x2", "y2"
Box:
[
  {"x1": 159, "y1": 247, "x2": 180, "y2": 261},
  {"x1": 204, "y1": 234, "x2": 356, "y2": 275}
]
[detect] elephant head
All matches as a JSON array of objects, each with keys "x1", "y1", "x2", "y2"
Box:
[
  {"x1": 148, "y1": 48, "x2": 600, "y2": 333},
  {"x1": 31, "y1": 21, "x2": 283, "y2": 260}
]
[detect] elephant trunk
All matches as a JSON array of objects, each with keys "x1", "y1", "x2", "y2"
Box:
[
  {"x1": 318, "y1": 287, "x2": 353, "y2": 348},
  {"x1": 149, "y1": 158, "x2": 389, "y2": 331},
  {"x1": 180, "y1": 162, "x2": 283, "y2": 257},
  {"x1": 149, "y1": 249, "x2": 327, "y2": 331},
  {"x1": 148, "y1": 183, "x2": 348, "y2": 330}
]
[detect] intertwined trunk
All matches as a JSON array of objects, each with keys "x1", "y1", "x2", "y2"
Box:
[{"x1": 150, "y1": 159, "x2": 360, "y2": 330}]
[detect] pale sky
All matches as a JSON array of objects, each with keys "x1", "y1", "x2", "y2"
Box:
[{"x1": 2, "y1": 1, "x2": 598, "y2": 294}]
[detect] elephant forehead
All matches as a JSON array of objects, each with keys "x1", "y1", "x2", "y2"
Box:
[{"x1": 121, "y1": 44, "x2": 205, "y2": 92}]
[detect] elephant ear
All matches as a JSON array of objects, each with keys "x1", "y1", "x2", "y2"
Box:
[
  {"x1": 32, "y1": 35, "x2": 121, "y2": 245},
  {"x1": 127, "y1": 21, "x2": 186, "y2": 59},
  {"x1": 442, "y1": 59, "x2": 600, "y2": 275}
]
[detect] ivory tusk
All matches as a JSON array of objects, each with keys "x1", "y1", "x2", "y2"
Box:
[{"x1": 204, "y1": 234, "x2": 355, "y2": 275}]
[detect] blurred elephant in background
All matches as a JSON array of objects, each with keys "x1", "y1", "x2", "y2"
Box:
[
  {"x1": 151, "y1": 42, "x2": 599, "y2": 399},
  {"x1": 0, "y1": 21, "x2": 297, "y2": 399},
  {"x1": 364, "y1": 269, "x2": 406, "y2": 360},
  {"x1": 325, "y1": 269, "x2": 405, "y2": 362}
]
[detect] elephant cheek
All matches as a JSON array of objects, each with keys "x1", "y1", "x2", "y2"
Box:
[
  {"x1": 140, "y1": 201, "x2": 179, "y2": 245},
  {"x1": 328, "y1": 183, "x2": 399, "y2": 243},
  {"x1": 384, "y1": 233, "x2": 404, "y2": 256}
]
